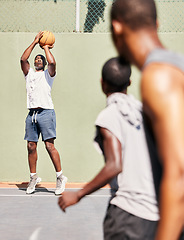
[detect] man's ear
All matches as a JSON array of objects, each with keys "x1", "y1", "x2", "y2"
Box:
[
  {"x1": 101, "y1": 78, "x2": 105, "y2": 92},
  {"x1": 101, "y1": 78, "x2": 108, "y2": 95},
  {"x1": 112, "y1": 20, "x2": 124, "y2": 35},
  {"x1": 44, "y1": 61, "x2": 47, "y2": 67}
]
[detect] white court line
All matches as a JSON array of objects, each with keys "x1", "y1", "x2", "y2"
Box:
[
  {"x1": 29, "y1": 227, "x2": 41, "y2": 240},
  {"x1": 0, "y1": 188, "x2": 110, "y2": 197},
  {"x1": 5, "y1": 188, "x2": 84, "y2": 189},
  {"x1": 0, "y1": 194, "x2": 110, "y2": 197}
]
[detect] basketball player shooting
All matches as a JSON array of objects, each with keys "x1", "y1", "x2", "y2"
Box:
[{"x1": 20, "y1": 31, "x2": 67, "y2": 195}]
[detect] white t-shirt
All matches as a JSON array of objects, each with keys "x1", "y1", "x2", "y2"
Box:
[
  {"x1": 25, "y1": 68, "x2": 55, "y2": 109},
  {"x1": 94, "y1": 93, "x2": 159, "y2": 221}
]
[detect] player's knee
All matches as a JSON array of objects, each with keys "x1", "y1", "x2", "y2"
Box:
[
  {"x1": 45, "y1": 142, "x2": 55, "y2": 153},
  {"x1": 27, "y1": 142, "x2": 37, "y2": 154}
]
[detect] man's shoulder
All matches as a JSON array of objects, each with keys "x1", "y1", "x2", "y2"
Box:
[
  {"x1": 24, "y1": 67, "x2": 35, "y2": 77},
  {"x1": 142, "y1": 62, "x2": 181, "y2": 92},
  {"x1": 98, "y1": 104, "x2": 117, "y2": 117},
  {"x1": 144, "y1": 48, "x2": 184, "y2": 74},
  {"x1": 44, "y1": 68, "x2": 56, "y2": 79},
  {"x1": 95, "y1": 104, "x2": 120, "y2": 128}
]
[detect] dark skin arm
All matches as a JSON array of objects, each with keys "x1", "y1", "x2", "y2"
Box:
[
  {"x1": 20, "y1": 31, "x2": 43, "y2": 76},
  {"x1": 58, "y1": 127, "x2": 122, "y2": 212},
  {"x1": 141, "y1": 64, "x2": 184, "y2": 240},
  {"x1": 42, "y1": 45, "x2": 56, "y2": 77}
]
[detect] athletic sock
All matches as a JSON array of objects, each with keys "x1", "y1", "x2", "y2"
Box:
[
  {"x1": 56, "y1": 170, "x2": 63, "y2": 178},
  {"x1": 30, "y1": 173, "x2": 37, "y2": 177}
]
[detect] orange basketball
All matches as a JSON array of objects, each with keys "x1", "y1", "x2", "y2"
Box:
[{"x1": 39, "y1": 31, "x2": 55, "y2": 47}]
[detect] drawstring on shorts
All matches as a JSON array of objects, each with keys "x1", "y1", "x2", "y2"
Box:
[{"x1": 32, "y1": 111, "x2": 38, "y2": 123}]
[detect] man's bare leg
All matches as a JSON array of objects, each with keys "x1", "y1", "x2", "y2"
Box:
[
  {"x1": 26, "y1": 141, "x2": 41, "y2": 194},
  {"x1": 45, "y1": 138, "x2": 67, "y2": 195}
]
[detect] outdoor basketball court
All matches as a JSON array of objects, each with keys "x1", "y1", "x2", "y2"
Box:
[{"x1": 0, "y1": 183, "x2": 110, "y2": 240}]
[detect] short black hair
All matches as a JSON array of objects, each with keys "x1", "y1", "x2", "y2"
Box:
[
  {"x1": 34, "y1": 54, "x2": 47, "y2": 68},
  {"x1": 102, "y1": 57, "x2": 131, "y2": 93},
  {"x1": 111, "y1": 0, "x2": 157, "y2": 30}
]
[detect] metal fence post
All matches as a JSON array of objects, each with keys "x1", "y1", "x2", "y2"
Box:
[{"x1": 76, "y1": 0, "x2": 80, "y2": 32}]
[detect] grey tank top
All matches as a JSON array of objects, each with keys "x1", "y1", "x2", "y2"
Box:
[{"x1": 143, "y1": 48, "x2": 184, "y2": 73}]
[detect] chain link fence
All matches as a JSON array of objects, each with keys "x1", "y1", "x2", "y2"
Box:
[{"x1": 0, "y1": 0, "x2": 184, "y2": 33}]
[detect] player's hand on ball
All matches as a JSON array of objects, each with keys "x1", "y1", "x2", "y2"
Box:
[
  {"x1": 41, "y1": 44, "x2": 54, "y2": 50},
  {"x1": 58, "y1": 191, "x2": 80, "y2": 212},
  {"x1": 34, "y1": 31, "x2": 44, "y2": 44}
]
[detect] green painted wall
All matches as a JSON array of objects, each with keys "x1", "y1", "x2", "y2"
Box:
[{"x1": 0, "y1": 32, "x2": 184, "y2": 182}]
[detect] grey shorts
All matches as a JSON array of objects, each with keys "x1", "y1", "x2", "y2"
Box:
[
  {"x1": 24, "y1": 109, "x2": 56, "y2": 142},
  {"x1": 104, "y1": 204, "x2": 158, "y2": 240}
]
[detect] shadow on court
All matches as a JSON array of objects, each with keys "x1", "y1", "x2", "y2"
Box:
[
  {"x1": 15, "y1": 183, "x2": 55, "y2": 194},
  {"x1": 0, "y1": 188, "x2": 110, "y2": 240}
]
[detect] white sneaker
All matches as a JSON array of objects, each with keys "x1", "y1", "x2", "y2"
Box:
[
  {"x1": 26, "y1": 174, "x2": 41, "y2": 194},
  {"x1": 55, "y1": 175, "x2": 67, "y2": 195}
]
